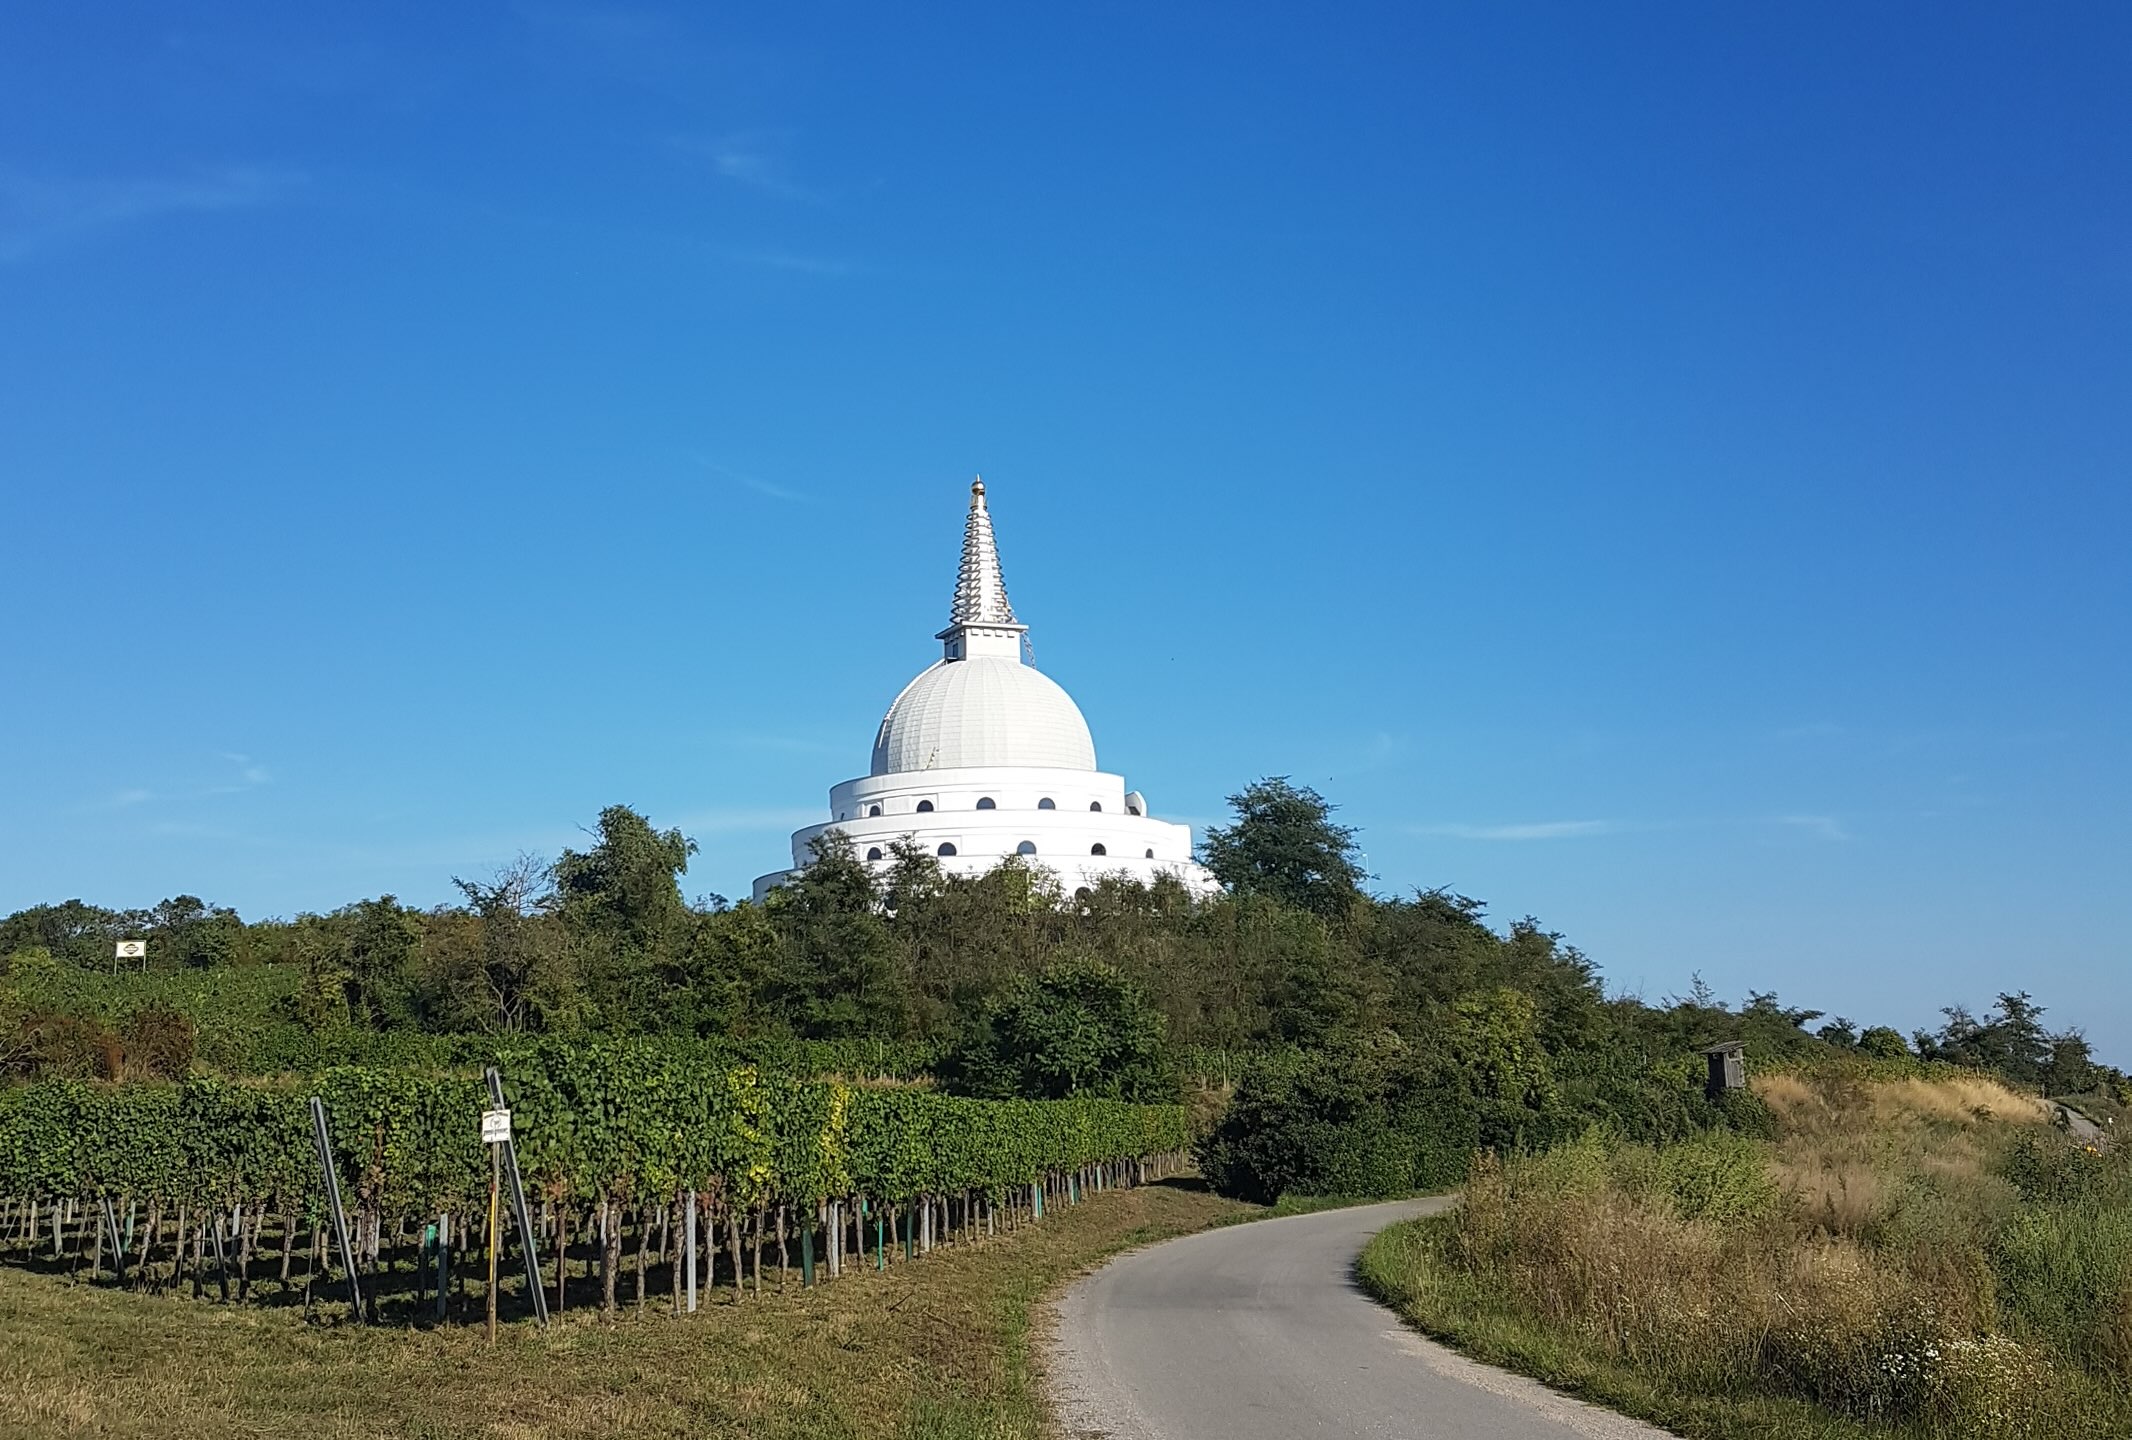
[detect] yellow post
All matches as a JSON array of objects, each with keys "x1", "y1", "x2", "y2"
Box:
[{"x1": 486, "y1": 1143, "x2": 501, "y2": 1344}]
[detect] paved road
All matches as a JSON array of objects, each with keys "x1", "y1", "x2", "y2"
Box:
[
  {"x1": 2052, "y1": 1103, "x2": 2107, "y2": 1146},
  {"x1": 1047, "y1": 1198, "x2": 1672, "y2": 1440}
]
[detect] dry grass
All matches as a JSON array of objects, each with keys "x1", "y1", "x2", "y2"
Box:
[
  {"x1": 0, "y1": 1180, "x2": 1253, "y2": 1440},
  {"x1": 1755, "y1": 1070, "x2": 2050, "y2": 1136},
  {"x1": 1362, "y1": 1071, "x2": 2132, "y2": 1440}
]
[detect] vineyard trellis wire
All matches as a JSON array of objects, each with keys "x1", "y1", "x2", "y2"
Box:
[{"x1": 0, "y1": 1039, "x2": 1191, "y2": 1322}]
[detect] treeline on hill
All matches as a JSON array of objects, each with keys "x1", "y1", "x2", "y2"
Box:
[{"x1": 3, "y1": 780, "x2": 2122, "y2": 1202}]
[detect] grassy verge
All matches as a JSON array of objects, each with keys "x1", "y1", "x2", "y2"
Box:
[
  {"x1": 1356, "y1": 1071, "x2": 2132, "y2": 1440},
  {"x1": 0, "y1": 1180, "x2": 1254, "y2": 1440},
  {"x1": 1359, "y1": 1213, "x2": 1893, "y2": 1440}
]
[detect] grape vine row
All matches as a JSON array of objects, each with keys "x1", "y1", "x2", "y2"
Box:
[{"x1": 0, "y1": 1040, "x2": 1190, "y2": 1317}]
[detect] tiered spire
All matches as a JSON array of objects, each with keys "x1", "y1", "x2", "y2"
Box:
[
  {"x1": 938, "y1": 477, "x2": 1027, "y2": 660},
  {"x1": 950, "y1": 478, "x2": 1017, "y2": 625}
]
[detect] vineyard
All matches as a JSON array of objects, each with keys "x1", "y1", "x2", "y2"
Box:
[{"x1": 0, "y1": 1040, "x2": 1190, "y2": 1324}]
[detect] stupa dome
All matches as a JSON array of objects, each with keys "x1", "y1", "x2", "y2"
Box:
[
  {"x1": 871, "y1": 656, "x2": 1097, "y2": 775},
  {"x1": 751, "y1": 476, "x2": 1217, "y2": 903}
]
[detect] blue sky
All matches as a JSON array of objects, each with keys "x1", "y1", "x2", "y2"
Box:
[{"x1": 3, "y1": 5, "x2": 2126, "y2": 1058}]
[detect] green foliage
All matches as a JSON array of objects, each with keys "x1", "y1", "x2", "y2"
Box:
[
  {"x1": 1626, "y1": 1130, "x2": 1780, "y2": 1223},
  {"x1": 1448, "y1": 988, "x2": 1552, "y2": 1110},
  {"x1": 1195, "y1": 1047, "x2": 1478, "y2": 1203},
  {"x1": 944, "y1": 959, "x2": 1170, "y2": 1102},
  {"x1": 1196, "y1": 1011, "x2": 1745, "y2": 1205},
  {"x1": 1857, "y1": 1024, "x2": 1910, "y2": 1060},
  {"x1": 553, "y1": 805, "x2": 698, "y2": 1032},
  {"x1": 1915, "y1": 992, "x2": 2074, "y2": 1088},
  {"x1": 7, "y1": 791, "x2": 2120, "y2": 1197},
  {"x1": 1199, "y1": 777, "x2": 1363, "y2": 919},
  {"x1": 0, "y1": 1040, "x2": 1189, "y2": 1220}
]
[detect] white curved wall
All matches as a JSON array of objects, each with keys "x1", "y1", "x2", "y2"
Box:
[{"x1": 750, "y1": 764, "x2": 1218, "y2": 900}]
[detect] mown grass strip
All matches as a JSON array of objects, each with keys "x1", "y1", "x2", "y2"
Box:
[{"x1": 0, "y1": 1178, "x2": 1254, "y2": 1440}]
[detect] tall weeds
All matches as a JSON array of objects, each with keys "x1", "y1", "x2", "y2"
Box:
[{"x1": 1374, "y1": 1070, "x2": 2132, "y2": 1438}]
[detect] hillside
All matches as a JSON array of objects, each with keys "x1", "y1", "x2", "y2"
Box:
[{"x1": 1360, "y1": 1065, "x2": 2130, "y2": 1439}]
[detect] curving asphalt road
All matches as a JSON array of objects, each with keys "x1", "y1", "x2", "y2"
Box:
[{"x1": 1047, "y1": 1197, "x2": 1672, "y2": 1440}]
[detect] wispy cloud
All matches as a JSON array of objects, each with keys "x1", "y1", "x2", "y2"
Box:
[
  {"x1": 0, "y1": 166, "x2": 304, "y2": 262},
  {"x1": 1413, "y1": 820, "x2": 1616, "y2": 841},
  {"x1": 680, "y1": 130, "x2": 824, "y2": 203},
  {"x1": 1774, "y1": 813, "x2": 1849, "y2": 841},
  {"x1": 219, "y1": 752, "x2": 272, "y2": 786},
  {"x1": 98, "y1": 788, "x2": 154, "y2": 810},
  {"x1": 201, "y1": 752, "x2": 274, "y2": 795},
  {"x1": 694, "y1": 456, "x2": 809, "y2": 502}
]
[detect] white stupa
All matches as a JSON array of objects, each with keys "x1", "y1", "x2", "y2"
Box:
[{"x1": 752, "y1": 479, "x2": 1219, "y2": 901}]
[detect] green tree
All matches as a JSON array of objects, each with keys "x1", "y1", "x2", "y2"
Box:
[
  {"x1": 553, "y1": 805, "x2": 696, "y2": 955},
  {"x1": 553, "y1": 805, "x2": 697, "y2": 1030},
  {"x1": 0, "y1": 901, "x2": 120, "y2": 969},
  {"x1": 947, "y1": 958, "x2": 1170, "y2": 1101},
  {"x1": 2040, "y1": 1031, "x2": 2097, "y2": 1096},
  {"x1": 1858, "y1": 1025, "x2": 1910, "y2": 1060},
  {"x1": 342, "y1": 895, "x2": 423, "y2": 1027},
  {"x1": 448, "y1": 855, "x2": 574, "y2": 1032},
  {"x1": 763, "y1": 831, "x2": 907, "y2": 1038},
  {"x1": 1200, "y1": 777, "x2": 1364, "y2": 919}
]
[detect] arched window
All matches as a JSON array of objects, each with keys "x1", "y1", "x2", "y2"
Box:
[
  {"x1": 1145, "y1": 848, "x2": 1155, "y2": 859},
  {"x1": 865, "y1": 846, "x2": 884, "y2": 861},
  {"x1": 867, "y1": 804, "x2": 882, "y2": 818},
  {"x1": 1016, "y1": 840, "x2": 1037, "y2": 856},
  {"x1": 1089, "y1": 801, "x2": 1103, "y2": 812},
  {"x1": 976, "y1": 797, "x2": 996, "y2": 810},
  {"x1": 1038, "y1": 797, "x2": 1056, "y2": 810},
  {"x1": 1090, "y1": 843, "x2": 1108, "y2": 856},
  {"x1": 936, "y1": 842, "x2": 957, "y2": 857},
  {"x1": 916, "y1": 800, "x2": 934, "y2": 813}
]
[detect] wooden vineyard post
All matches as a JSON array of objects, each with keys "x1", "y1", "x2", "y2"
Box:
[
  {"x1": 800, "y1": 1213, "x2": 815, "y2": 1288},
  {"x1": 486, "y1": 1142, "x2": 501, "y2": 1344},
  {"x1": 307, "y1": 1096, "x2": 364, "y2": 1323}
]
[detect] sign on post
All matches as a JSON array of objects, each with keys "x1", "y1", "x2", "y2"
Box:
[
  {"x1": 115, "y1": 940, "x2": 146, "y2": 960},
  {"x1": 480, "y1": 1109, "x2": 512, "y2": 1144},
  {"x1": 484, "y1": 1068, "x2": 548, "y2": 1326}
]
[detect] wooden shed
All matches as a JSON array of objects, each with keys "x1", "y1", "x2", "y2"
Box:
[{"x1": 1700, "y1": 1041, "x2": 1747, "y2": 1099}]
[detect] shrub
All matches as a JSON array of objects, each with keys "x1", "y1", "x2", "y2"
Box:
[{"x1": 1195, "y1": 1048, "x2": 1457, "y2": 1202}]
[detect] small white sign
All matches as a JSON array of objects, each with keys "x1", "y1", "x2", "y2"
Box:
[
  {"x1": 115, "y1": 940, "x2": 146, "y2": 960},
  {"x1": 480, "y1": 1109, "x2": 511, "y2": 1144}
]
